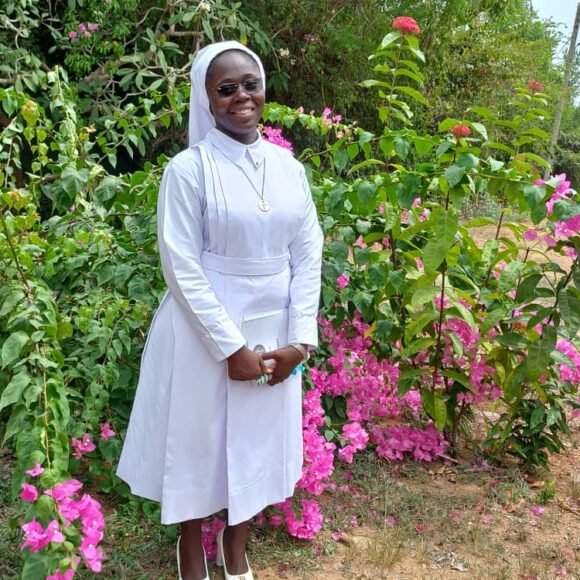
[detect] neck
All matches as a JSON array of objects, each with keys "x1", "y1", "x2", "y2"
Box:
[{"x1": 216, "y1": 127, "x2": 260, "y2": 145}]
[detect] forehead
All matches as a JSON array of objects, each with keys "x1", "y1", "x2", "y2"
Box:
[{"x1": 206, "y1": 50, "x2": 261, "y2": 84}]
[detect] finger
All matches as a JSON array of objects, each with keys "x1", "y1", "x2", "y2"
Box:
[{"x1": 262, "y1": 350, "x2": 282, "y2": 360}]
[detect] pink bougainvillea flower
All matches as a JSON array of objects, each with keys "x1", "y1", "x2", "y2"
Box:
[
  {"x1": 46, "y1": 569, "x2": 76, "y2": 580},
  {"x1": 386, "y1": 515, "x2": 397, "y2": 527},
  {"x1": 523, "y1": 229, "x2": 538, "y2": 242},
  {"x1": 20, "y1": 483, "x2": 38, "y2": 503},
  {"x1": 563, "y1": 247, "x2": 577, "y2": 259},
  {"x1": 331, "y1": 531, "x2": 343, "y2": 541},
  {"x1": 451, "y1": 124, "x2": 471, "y2": 138},
  {"x1": 481, "y1": 513, "x2": 494, "y2": 525},
  {"x1": 262, "y1": 126, "x2": 294, "y2": 153},
  {"x1": 554, "y1": 215, "x2": 580, "y2": 239},
  {"x1": 25, "y1": 463, "x2": 44, "y2": 477},
  {"x1": 71, "y1": 434, "x2": 96, "y2": 459},
  {"x1": 87, "y1": 23, "x2": 99, "y2": 32},
  {"x1": 546, "y1": 173, "x2": 572, "y2": 214},
  {"x1": 530, "y1": 505, "x2": 545, "y2": 517},
  {"x1": 68, "y1": 31, "x2": 78, "y2": 40},
  {"x1": 449, "y1": 510, "x2": 463, "y2": 522},
  {"x1": 80, "y1": 537, "x2": 103, "y2": 572},
  {"x1": 78, "y1": 23, "x2": 86, "y2": 32},
  {"x1": 20, "y1": 521, "x2": 47, "y2": 552},
  {"x1": 392, "y1": 16, "x2": 421, "y2": 35},
  {"x1": 45, "y1": 479, "x2": 83, "y2": 502},
  {"x1": 414, "y1": 523, "x2": 427, "y2": 533},
  {"x1": 353, "y1": 235, "x2": 367, "y2": 250},
  {"x1": 336, "y1": 274, "x2": 350, "y2": 289},
  {"x1": 527, "y1": 79, "x2": 544, "y2": 93},
  {"x1": 100, "y1": 423, "x2": 116, "y2": 441},
  {"x1": 21, "y1": 520, "x2": 64, "y2": 553}
]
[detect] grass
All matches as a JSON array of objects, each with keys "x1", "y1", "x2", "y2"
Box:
[{"x1": 2, "y1": 438, "x2": 579, "y2": 579}]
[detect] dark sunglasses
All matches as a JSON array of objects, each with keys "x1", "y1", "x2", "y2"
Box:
[{"x1": 215, "y1": 78, "x2": 263, "y2": 98}]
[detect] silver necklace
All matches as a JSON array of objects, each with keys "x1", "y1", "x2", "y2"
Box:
[{"x1": 237, "y1": 158, "x2": 270, "y2": 213}]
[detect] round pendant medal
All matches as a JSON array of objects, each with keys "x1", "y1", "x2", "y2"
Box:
[{"x1": 258, "y1": 199, "x2": 270, "y2": 212}]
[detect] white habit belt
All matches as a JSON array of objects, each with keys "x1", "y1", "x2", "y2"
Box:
[{"x1": 200, "y1": 252, "x2": 290, "y2": 276}]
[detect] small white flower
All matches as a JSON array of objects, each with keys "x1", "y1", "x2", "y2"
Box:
[
  {"x1": 199, "y1": 0, "x2": 211, "y2": 12},
  {"x1": 279, "y1": 48, "x2": 290, "y2": 58}
]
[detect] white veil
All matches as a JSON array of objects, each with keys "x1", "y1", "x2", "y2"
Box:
[{"x1": 188, "y1": 40, "x2": 266, "y2": 146}]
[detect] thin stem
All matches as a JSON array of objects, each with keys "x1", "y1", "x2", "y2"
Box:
[{"x1": 432, "y1": 266, "x2": 447, "y2": 392}]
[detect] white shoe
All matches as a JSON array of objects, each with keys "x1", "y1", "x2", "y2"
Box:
[
  {"x1": 177, "y1": 536, "x2": 209, "y2": 580},
  {"x1": 216, "y1": 527, "x2": 254, "y2": 580}
]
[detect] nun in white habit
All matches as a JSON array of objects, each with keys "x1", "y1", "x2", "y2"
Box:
[{"x1": 117, "y1": 41, "x2": 323, "y2": 580}]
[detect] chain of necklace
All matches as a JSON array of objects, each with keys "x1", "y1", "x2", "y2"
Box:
[{"x1": 236, "y1": 158, "x2": 270, "y2": 212}]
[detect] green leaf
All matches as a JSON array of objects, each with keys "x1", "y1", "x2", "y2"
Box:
[
  {"x1": 394, "y1": 136, "x2": 410, "y2": 160},
  {"x1": 410, "y1": 285, "x2": 440, "y2": 309},
  {"x1": 333, "y1": 149, "x2": 349, "y2": 172},
  {"x1": 405, "y1": 310, "x2": 437, "y2": 344},
  {"x1": 0, "y1": 371, "x2": 31, "y2": 412},
  {"x1": 483, "y1": 142, "x2": 515, "y2": 155},
  {"x1": 21, "y1": 553, "x2": 49, "y2": 580},
  {"x1": 357, "y1": 181, "x2": 377, "y2": 205},
  {"x1": 457, "y1": 153, "x2": 479, "y2": 170},
  {"x1": 433, "y1": 394, "x2": 447, "y2": 430},
  {"x1": 412, "y1": 138, "x2": 435, "y2": 157},
  {"x1": 94, "y1": 176, "x2": 122, "y2": 204},
  {"x1": 127, "y1": 276, "x2": 150, "y2": 301},
  {"x1": 394, "y1": 85, "x2": 428, "y2": 105},
  {"x1": 422, "y1": 209, "x2": 458, "y2": 272},
  {"x1": 397, "y1": 367, "x2": 424, "y2": 395},
  {"x1": 444, "y1": 165, "x2": 465, "y2": 188},
  {"x1": 379, "y1": 31, "x2": 402, "y2": 49},
  {"x1": 559, "y1": 288, "x2": 580, "y2": 338},
  {"x1": 61, "y1": 165, "x2": 88, "y2": 197},
  {"x1": 524, "y1": 325, "x2": 557, "y2": 381},
  {"x1": 493, "y1": 332, "x2": 529, "y2": 350},
  {"x1": 515, "y1": 274, "x2": 542, "y2": 304},
  {"x1": 469, "y1": 122, "x2": 488, "y2": 141},
  {"x1": 396, "y1": 174, "x2": 421, "y2": 208},
  {"x1": 0, "y1": 289, "x2": 25, "y2": 318},
  {"x1": 402, "y1": 337, "x2": 437, "y2": 357},
  {"x1": 1, "y1": 331, "x2": 29, "y2": 369},
  {"x1": 520, "y1": 153, "x2": 552, "y2": 170},
  {"x1": 523, "y1": 185, "x2": 547, "y2": 224}
]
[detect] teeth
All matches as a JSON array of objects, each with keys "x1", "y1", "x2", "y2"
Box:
[{"x1": 233, "y1": 109, "x2": 252, "y2": 115}]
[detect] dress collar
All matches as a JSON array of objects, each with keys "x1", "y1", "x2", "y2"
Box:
[{"x1": 206, "y1": 127, "x2": 265, "y2": 168}]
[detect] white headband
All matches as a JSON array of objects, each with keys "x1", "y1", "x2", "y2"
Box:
[{"x1": 188, "y1": 41, "x2": 266, "y2": 146}]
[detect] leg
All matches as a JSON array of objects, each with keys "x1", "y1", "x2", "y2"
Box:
[
  {"x1": 223, "y1": 520, "x2": 250, "y2": 574},
  {"x1": 179, "y1": 519, "x2": 207, "y2": 580}
]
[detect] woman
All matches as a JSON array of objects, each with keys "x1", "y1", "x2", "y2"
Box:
[{"x1": 117, "y1": 41, "x2": 323, "y2": 580}]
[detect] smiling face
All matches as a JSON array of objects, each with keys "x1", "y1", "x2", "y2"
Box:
[{"x1": 205, "y1": 50, "x2": 265, "y2": 145}]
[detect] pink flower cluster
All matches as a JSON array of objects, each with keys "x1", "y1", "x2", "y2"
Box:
[
  {"x1": 554, "y1": 214, "x2": 580, "y2": 239},
  {"x1": 201, "y1": 517, "x2": 225, "y2": 561},
  {"x1": 534, "y1": 173, "x2": 574, "y2": 215},
  {"x1": 527, "y1": 79, "x2": 544, "y2": 93},
  {"x1": 20, "y1": 471, "x2": 105, "y2": 576},
  {"x1": 68, "y1": 22, "x2": 99, "y2": 40},
  {"x1": 556, "y1": 340, "x2": 580, "y2": 385},
  {"x1": 275, "y1": 499, "x2": 323, "y2": 540},
  {"x1": 262, "y1": 126, "x2": 294, "y2": 153},
  {"x1": 392, "y1": 16, "x2": 421, "y2": 35},
  {"x1": 338, "y1": 422, "x2": 369, "y2": 463},
  {"x1": 372, "y1": 424, "x2": 448, "y2": 461},
  {"x1": 451, "y1": 124, "x2": 471, "y2": 138},
  {"x1": 71, "y1": 433, "x2": 96, "y2": 459},
  {"x1": 298, "y1": 389, "x2": 336, "y2": 495}
]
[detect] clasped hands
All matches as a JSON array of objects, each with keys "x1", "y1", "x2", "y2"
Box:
[{"x1": 227, "y1": 345, "x2": 303, "y2": 386}]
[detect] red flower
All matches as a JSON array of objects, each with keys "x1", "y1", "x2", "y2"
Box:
[
  {"x1": 451, "y1": 124, "x2": 471, "y2": 138},
  {"x1": 392, "y1": 16, "x2": 421, "y2": 35},
  {"x1": 527, "y1": 79, "x2": 544, "y2": 93}
]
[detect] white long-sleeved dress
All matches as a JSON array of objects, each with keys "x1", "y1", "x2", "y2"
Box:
[{"x1": 117, "y1": 128, "x2": 323, "y2": 525}]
